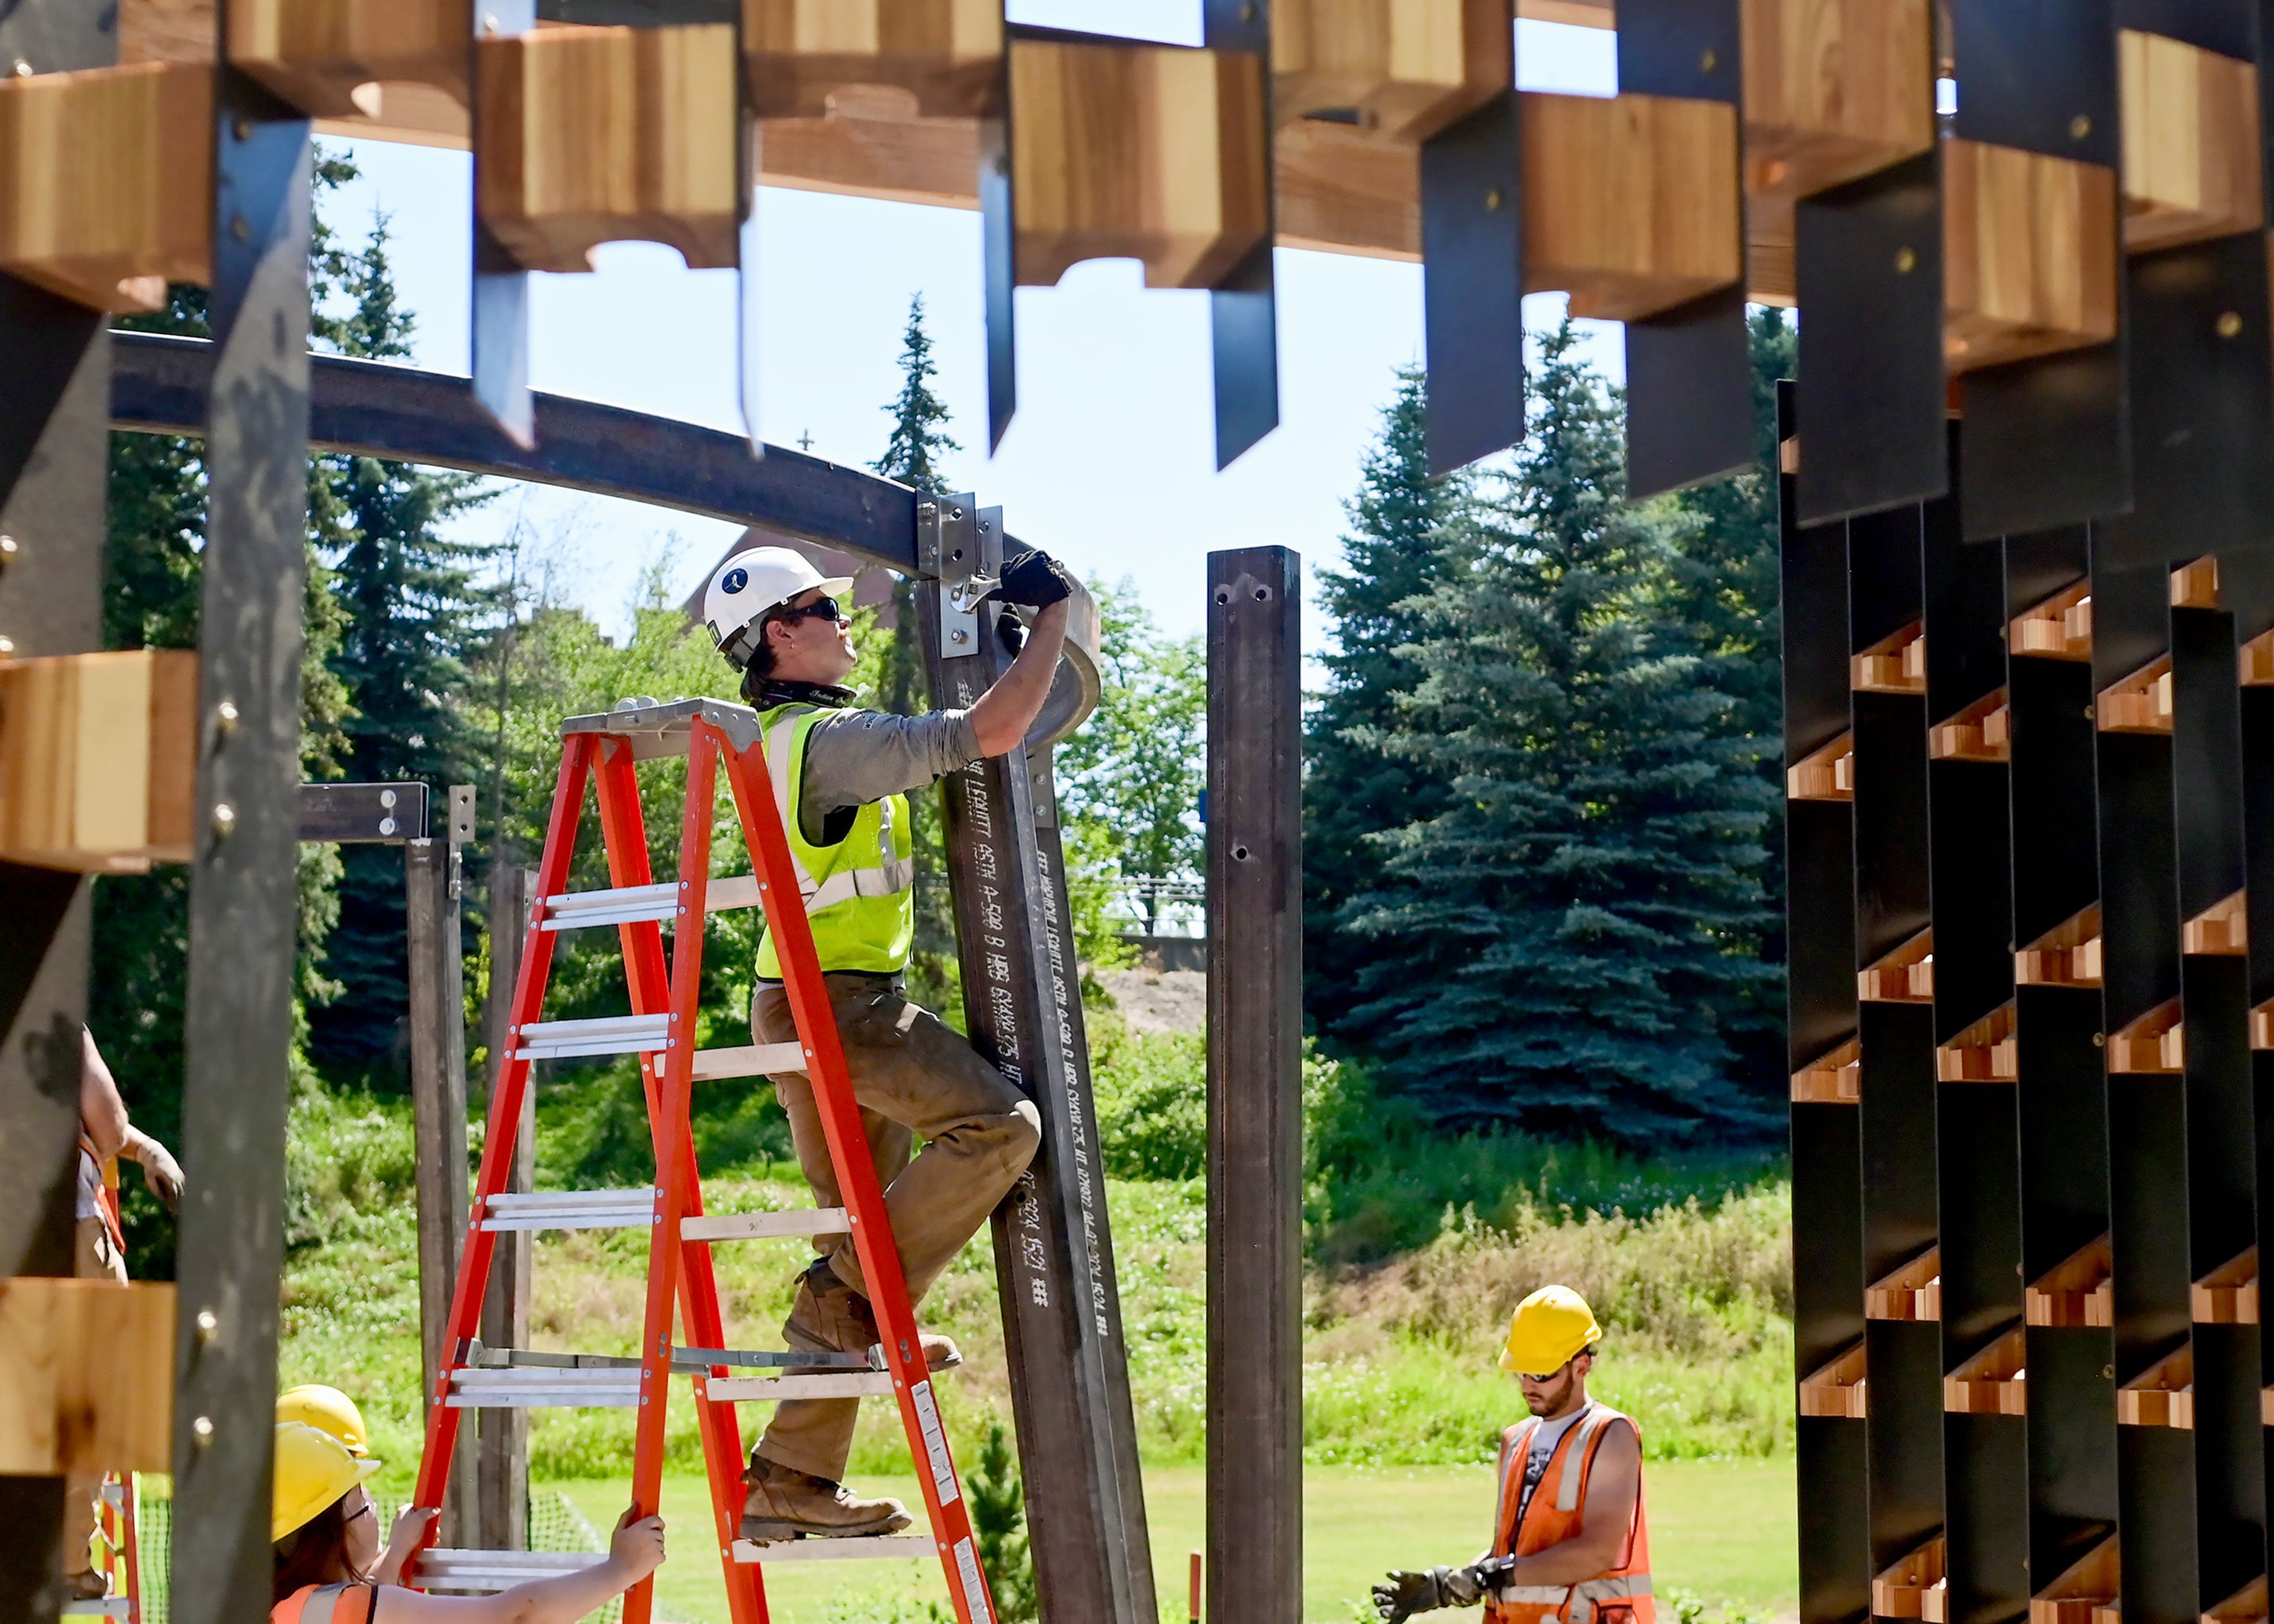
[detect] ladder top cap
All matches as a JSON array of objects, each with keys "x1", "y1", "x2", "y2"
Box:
[{"x1": 561, "y1": 696, "x2": 765, "y2": 757}]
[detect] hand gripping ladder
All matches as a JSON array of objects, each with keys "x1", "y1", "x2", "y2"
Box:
[{"x1": 407, "y1": 699, "x2": 998, "y2": 1624}]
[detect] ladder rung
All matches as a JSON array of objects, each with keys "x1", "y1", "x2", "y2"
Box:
[
  {"x1": 447, "y1": 1366, "x2": 641, "y2": 1407},
  {"x1": 733, "y1": 1535, "x2": 938, "y2": 1563},
  {"x1": 540, "y1": 874, "x2": 763, "y2": 930},
  {"x1": 416, "y1": 1549, "x2": 610, "y2": 1591},
  {"x1": 687, "y1": 1042, "x2": 807, "y2": 1080},
  {"x1": 705, "y1": 1369, "x2": 898, "y2": 1403},
  {"x1": 480, "y1": 1188, "x2": 657, "y2": 1231},
  {"x1": 513, "y1": 1013, "x2": 670, "y2": 1060},
  {"x1": 681, "y1": 1207, "x2": 849, "y2": 1242},
  {"x1": 60, "y1": 1603, "x2": 131, "y2": 1619},
  {"x1": 469, "y1": 1345, "x2": 871, "y2": 1375}
]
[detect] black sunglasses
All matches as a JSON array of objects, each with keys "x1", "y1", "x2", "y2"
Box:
[{"x1": 775, "y1": 595, "x2": 847, "y2": 628}]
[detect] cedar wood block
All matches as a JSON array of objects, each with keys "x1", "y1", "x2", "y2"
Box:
[
  {"x1": 0, "y1": 1279, "x2": 176, "y2": 1477},
  {"x1": 228, "y1": 0, "x2": 470, "y2": 119},
  {"x1": 0, "y1": 650, "x2": 197, "y2": 872},
  {"x1": 476, "y1": 24, "x2": 741, "y2": 274},
  {"x1": 744, "y1": 0, "x2": 1003, "y2": 118},
  {"x1": 2121, "y1": 29, "x2": 2263, "y2": 252},
  {"x1": 1944, "y1": 140, "x2": 2119, "y2": 373},
  {"x1": 1742, "y1": 0, "x2": 1933, "y2": 201},
  {"x1": 1273, "y1": 0, "x2": 1509, "y2": 144}
]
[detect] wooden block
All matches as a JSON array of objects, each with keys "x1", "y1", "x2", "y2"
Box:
[
  {"x1": 2018, "y1": 905, "x2": 2103, "y2": 990},
  {"x1": 744, "y1": 0, "x2": 1001, "y2": 120},
  {"x1": 2171, "y1": 555, "x2": 2221, "y2": 610},
  {"x1": 1273, "y1": 0, "x2": 1509, "y2": 144},
  {"x1": 2098, "y1": 655, "x2": 2172, "y2": 735},
  {"x1": 1276, "y1": 115, "x2": 1420, "y2": 261},
  {"x1": 1516, "y1": 0, "x2": 1611, "y2": 22},
  {"x1": 1860, "y1": 928, "x2": 1934, "y2": 1004},
  {"x1": 1937, "y1": 1002, "x2": 2017, "y2": 1083},
  {"x1": 1522, "y1": 92, "x2": 1742, "y2": 321},
  {"x1": 121, "y1": 0, "x2": 217, "y2": 66},
  {"x1": 228, "y1": 0, "x2": 468, "y2": 120},
  {"x1": 1010, "y1": 38, "x2": 1270, "y2": 291},
  {"x1": 1929, "y1": 689, "x2": 2010, "y2": 763},
  {"x1": 476, "y1": 24, "x2": 740, "y2": 275},
  {"x1": 2183, "y1": 890, "x2": 2247, "y2": 957},
  {"x1": 0, "y1": 1279, "x2": 175, "y2": 1477},
  {"x1": 2029, "y1": 1538, "x2": 2119, "y2": 1624},
  {"x1": 1791, "y1": 1035, "x2": 1861, "y2": 1103},
  {"x1": 0, "y1": 651, "x2": 197, "y2": 873},
  {"x1": 759, "y1": 88, "x2": 983, "y2": 213},
  {"x1": 1852, "y1": 620, "x2": 1926, "y2": 694},
  {"x1": 2116, "y1": 1342, "x2": 2193, "y2": 1428},
  {"x1": 1798, "y1": 1341, "x2": 1868, "y2": 1418},
  {"x1": 2192, "y1": 1247, "x2": 2258, "y2": 1326},
  {"x1": 2027, "y1": 1234, "x2": 2114, "y2": 1329},
  {"x1": 2121, "y1": 30, "x2": 2263, "y2": 253},
  {"x1": 1787, "y1": 731, "x2": 1854, "y2": 801},
  {"x1": 1872, "y1": 1538, "x2": 1947, "y2": 1621},
  {"x1": 1867, "y1": 1247, "x2": 1942, "y2": 1322},
  {"x1": 1742, "y1": 0, "x2": 1933, "y2": 202},
  {"x1": 2010, "y1": 582, "x2": 2093, "y2": 661},
  {"x1": 1944, "y1": 140, "x2": 2119, "y2": 374},
  {"x1": 2241, "y1": 626, "x2": 2274, "y2": 687},
  {"x1": 2253, "y1": 998, "x2": 2273, "y2": 1051},
  {"x1": 2109, "y1": 998, "x2": 2183, "y2": 1075},
  {"x1": 2204, "y1": 1575, "x2": 2269, "y2": 1624},
  {"x1": 1944, "y1": 1326, "x2": 2026, "y2": 1416},
  {"x1": 1747, "y1": 189, "x2": 1796, "y2": 307},
  {"x1": 0, "y1": 62, "x2": 211, "y2": 312}
]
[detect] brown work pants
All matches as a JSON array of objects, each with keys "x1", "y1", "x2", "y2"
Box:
[{"x1": 751, "y1": 972, "x2": 1040, "y2": 1482}]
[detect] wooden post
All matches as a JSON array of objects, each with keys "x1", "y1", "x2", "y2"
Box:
[
  {"x1": 1205, "y1": 545, "x2": 1302, "y2": 1624},
  {"x1": 406, "y1": 837, "x2": 474, "y2": 1542},
  {"x1": 476, "y1": 861, "x2": 534, "y2": 1554}
]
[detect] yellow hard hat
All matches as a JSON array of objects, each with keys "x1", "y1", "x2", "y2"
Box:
[
  {"x1": 1499, "y1": 1285, "x2": 1604, "y2": 1375},
  {"x1": 278, "y1": 1384, "x2": 372, "y2": 1458},
  {"x1": 273, "y1": 1422, "x2": 381, "y2": 1543}
]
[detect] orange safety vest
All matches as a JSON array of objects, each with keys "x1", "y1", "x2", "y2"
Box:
[
  {"x1": 1483, "y1": 1404, "x2": 1654, "y2": 1624},
  {"x1": 272, "y1": 1583, "x2": 378, "y2": 1624}
]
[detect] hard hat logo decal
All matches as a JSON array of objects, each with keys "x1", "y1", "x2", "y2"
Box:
[{"x1": 722, "y1": 567, "x2": 749, "y2": 594}]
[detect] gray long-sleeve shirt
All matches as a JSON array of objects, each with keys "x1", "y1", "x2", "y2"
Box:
[{"x1": 794, "y1": 706, "x2": 982, "y2": 846}]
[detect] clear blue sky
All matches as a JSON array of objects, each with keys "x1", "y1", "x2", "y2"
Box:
[{"x1": 322, "y1": 17, "x2": 1619, "y2": 646}]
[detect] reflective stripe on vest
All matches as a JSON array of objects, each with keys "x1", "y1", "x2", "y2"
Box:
[
  {"x1": 754, "y1": 706, "x2": 917, "y2": 977},
  {"x1": 272, "y1": 1583, "x2": 377, "y2": 1624},
  {"x1": 1484, "y1": 1405, "x2": 1654, "y2": 1624}
]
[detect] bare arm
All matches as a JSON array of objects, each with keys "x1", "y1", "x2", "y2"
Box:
[
  {"x1": 1503, "y1": 1422, "x2": 1641, "y2": 1587},
  {"x1": 79, "y1": 1028, "x2": 129, "y2": 1162},
  {"x1": 968, "y1": 600, "x2": 1070, "y2": 757},
  {"x1": 388, "y1": 1512, "x2": 664, "y2": 1623}
]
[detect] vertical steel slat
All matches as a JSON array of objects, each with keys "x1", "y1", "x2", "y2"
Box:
[
  {"x1": 1419, "y1": 91, "x2": 1524, "y2": 477},
  {"x1": 1205, "y1": 547, "x2": 1302, "y2": 1624},
  {"x1": 167, "y1": 46, "x2": 314, "y2": 1624},
  {"x1": 916, "y1": 499, "x2": 1157, "y2": 1624}
]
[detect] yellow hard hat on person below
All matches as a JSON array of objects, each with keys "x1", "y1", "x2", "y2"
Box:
[
  {"x1": 278, "y1": 1384, "x2": 373, "y2": 1458},
  {"x1": 274, "y1": 1422, "x2": 381, "y2": 1543},
  {"x1": 1499, "y1": 1285, "x2": 1604, "y2": 1374}
]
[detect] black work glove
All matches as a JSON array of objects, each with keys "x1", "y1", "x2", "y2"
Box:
[
  {"x1": 1375, "y1": 1571, "x2": 1443, "y2": 1623},
  {"x1": 979, "y1": 549, "x2": 1074, "y2": 610}
]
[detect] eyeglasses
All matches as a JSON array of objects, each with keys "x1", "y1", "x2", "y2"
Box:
[{"x1": 776, "y1": 595, "x2": 847, "y2": 627}]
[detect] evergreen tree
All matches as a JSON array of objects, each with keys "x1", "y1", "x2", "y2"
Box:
[
  {"x1": 1659, "y1": 307, "x2": 1795, "y2": 1097},
  {"x1": 1303, "y1": 366, "x2": 1474, "y2": 1031},
  {"x1": 965, "y1": 1421, "x2": 1038, "y2": 1622},
  {"x1": 1341, "y1": 323, "x2": 1777, "y2": 1144},
  {"x1": 306, "y1": 212, "x2": 498, "y2": 1080},
  {"x1": 869, "y1": 294, "x2": 964, "y2": 1015}
]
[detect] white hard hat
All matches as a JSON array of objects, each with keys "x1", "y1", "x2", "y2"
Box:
[{"x1": 702, "y1": 546, "x2": 855, "y2": 671}]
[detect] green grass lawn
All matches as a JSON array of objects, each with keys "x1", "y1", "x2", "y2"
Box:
[{"x1": 554, "y1": 1458, "x2": 1796, "y2": 1624}]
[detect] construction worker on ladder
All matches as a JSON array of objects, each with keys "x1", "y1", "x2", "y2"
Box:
[
  {"x1": 1374, "y1": 1287, "x2": 1653, "y2": 1624},
  {"x1": 699, "y1": 542, "x2": 1072, "y2": 1540}
]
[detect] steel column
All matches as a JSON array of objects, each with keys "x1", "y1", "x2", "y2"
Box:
[
  {"x1": 166, "y1": 44, "x2": 314, "y2": 1624},
  {"x1": 916, "y1": 498, "x2": 1157, "y2": 1624},
  {"x1": 1205, "y1": 546, "x2": 1303, "y2": 1624}
]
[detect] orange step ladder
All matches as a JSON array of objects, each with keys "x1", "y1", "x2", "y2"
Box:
[{"x1": 407, "y1": 698, "x2": 998, "y2": 1624}]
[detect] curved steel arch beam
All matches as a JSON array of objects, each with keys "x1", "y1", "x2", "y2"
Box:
[
  {"x1": 109, "y1": 330, "x2": 920, "y2": 573},
  {"x1": 109, "y1": 331, "x2": 1103, "y2": 744}
]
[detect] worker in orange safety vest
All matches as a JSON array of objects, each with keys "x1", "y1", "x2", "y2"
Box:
[{"x1": 1374, "y1": 1286, "x2": 1653, "y2": 1624}]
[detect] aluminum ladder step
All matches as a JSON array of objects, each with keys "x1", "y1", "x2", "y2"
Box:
[
  {"x1": 540, "y1": 874, "x2": 763, "y2": 930},
  {"x1": 512, "y1": 1013, "x2": 669, "y2": 1061},
  {"x1": 705, "y1": 1369, "x2": 898, "y2": 1403},
  {"x1": 733, "y1": 1534, "x2": 938, "y2": 1564},
  {"x1": 480, "y1": 1188, "x2": 657, "y2": 1231},
  {"x1": 680, "y1": 1206, "x2": 848, "y2": 1242},
  {"x1": 60, "y1": 1602, "x2": 131, "y2": 1619},
  {"x1": 415, "y1": 1549, "x2": 609, "y2": 1592},
  {"x1": 446, "y1": 1366, "x2": 641, "y2": 1408},
  {"x1": 467, "y1": 1344, "x2": 872, "y2": 1377}
]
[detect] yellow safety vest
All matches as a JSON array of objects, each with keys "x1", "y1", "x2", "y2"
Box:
[{"x1": 754, "y1": 704, "x2": 916, "y2": 978}]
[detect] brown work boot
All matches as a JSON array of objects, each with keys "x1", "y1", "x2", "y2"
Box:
[
  {"x1": 784, "y1": 1259, "x2": 962, "y2": 1369},
  {"x1": 62, "y1": 1571, "x2": 110, "y2": 1603},
  {"x1": 740, "y1": 1457, "x2": 913, "y2": 1542}
]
